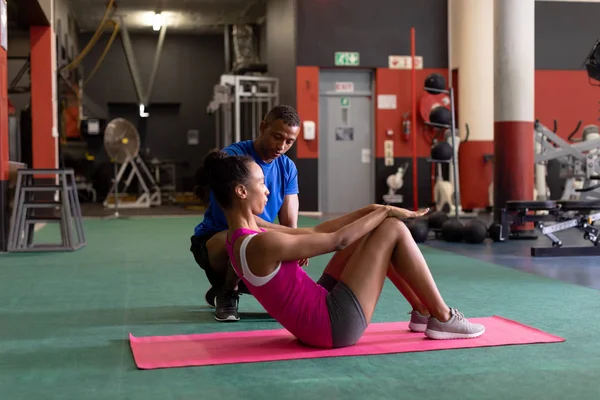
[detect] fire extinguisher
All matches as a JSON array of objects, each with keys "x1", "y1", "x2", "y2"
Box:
[{"x1": 402, "y1": 112, "x2": 411, "y2": 142}]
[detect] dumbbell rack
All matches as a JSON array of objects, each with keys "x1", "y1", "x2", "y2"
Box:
[{"x1": 7, "y1": 169, "x2": 86, "y2": 252}]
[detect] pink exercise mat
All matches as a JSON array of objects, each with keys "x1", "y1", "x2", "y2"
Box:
[{"x1": 129, "y1": 316, "x2": 565, "y2": 370}]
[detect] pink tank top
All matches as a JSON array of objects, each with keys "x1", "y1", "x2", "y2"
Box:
[{"x1": 226, "y1": 227, "x2": 333, "y2": 348}]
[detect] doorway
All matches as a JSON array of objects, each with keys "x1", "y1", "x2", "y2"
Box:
[{"x1": 319, "y1": 70, "x2": 375, "y2": 214}]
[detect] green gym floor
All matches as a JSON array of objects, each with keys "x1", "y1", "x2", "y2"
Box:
[{"x1": 1, "y1": 215, "x2": 599, "y2": 400}]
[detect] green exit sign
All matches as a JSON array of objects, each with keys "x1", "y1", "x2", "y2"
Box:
[{"x1": 335, "y1": 52, "x2": 360, "y2": 66}]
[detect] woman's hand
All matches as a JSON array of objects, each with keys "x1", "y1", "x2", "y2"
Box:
[
  {"x1": 385, "y1": 205, "x2": 430, "y2": 220},
  {"x1": 298, "y1": 258, "x2": 310, "y2": 267}
]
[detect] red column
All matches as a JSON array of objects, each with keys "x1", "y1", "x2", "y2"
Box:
[
  {"x1": 30, "y1": 26, "x2": 57, "y2": 174},
  {"x1": 0, "y1": 31, "x2": 8, "y2": 251}
]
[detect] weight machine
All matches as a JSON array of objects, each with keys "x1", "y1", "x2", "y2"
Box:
[
  {"x1": 488, "y1": 39, "x2": 600, "y2": 256},
  {"x1": 207, "y1": 75, "x2": 279, "y2": 148},
  {"x1": 487, "y1": 121, "x2": 600, "y2": 206},
  {"x1": 491, "y1": 200, "x2": 600, "y2": 257},
  {"x1": 535, "y1": 121, "x2": 600, "y2": 201}
]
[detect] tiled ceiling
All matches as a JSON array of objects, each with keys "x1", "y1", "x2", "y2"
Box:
[{"x1": 67, "y1": 0, "x2": 266, "y2": 33}]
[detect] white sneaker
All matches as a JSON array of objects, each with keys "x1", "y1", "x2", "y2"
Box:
[{"x1": 424, "y1": 308, "x2": 485, "y2": 340}]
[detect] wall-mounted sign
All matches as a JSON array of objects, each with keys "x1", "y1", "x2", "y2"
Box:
[
  {"x1": 335, "y1": 82, "x2": 354, "y2": 93},
  {"x1": 335, "y1": 52, "x2": 360, "y2": 66},
  {"x1": 389, "y1": 55, "x2": 423, "y2": 70}
]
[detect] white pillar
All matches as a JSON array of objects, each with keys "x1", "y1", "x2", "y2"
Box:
[
  {"x1": 493, "y1": 0, "x2": 535, "y2": 214},
  {"x1": 450, "y1": 0, "x2": 494, "y2": 141},
  {"x1": 494, "y1": 0, "x2": 535, "y2": 124},
  {"x1": 448, "y1": 0, "x2": 494, "y2": 210}
]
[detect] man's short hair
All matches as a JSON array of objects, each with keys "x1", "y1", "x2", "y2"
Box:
[{"x1": 264, "y1": 105, "x2": 300, "y2": 127}]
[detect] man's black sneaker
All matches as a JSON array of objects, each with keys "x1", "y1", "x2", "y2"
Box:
[{"x1": 214, "y1": 290, "x2": 240, "y2": 322}]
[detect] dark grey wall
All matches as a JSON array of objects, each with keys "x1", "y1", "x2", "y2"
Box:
[
  {"x1": 80, "y1": 33, "x2": 225, "y2": 191},
  {"x1": 265, "y1": 0, "x2": 297, "y2": 108},
  {"x1": 536, "y1": 1, "x2": 600, "y2": 70},
  {"x1": 7, "y1": 34, "x2": 31, "y2": 118},
  {"x1": 296, "y1": 0, "x2": 448, "y2": 68},
  {"x1": 265, "y1": 0, "x2": 301, "y2": 202}
]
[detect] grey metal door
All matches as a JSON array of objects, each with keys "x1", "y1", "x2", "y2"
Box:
[{"x1": 319, "y1": 70, "x2": 374, "y2": 214}]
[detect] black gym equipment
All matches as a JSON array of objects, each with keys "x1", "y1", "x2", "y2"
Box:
[
  {"x1": 406, "y1": 219, "x2": 429, "y2": 243},
  {"x1": 440, "y1": 219, "x2": 463, "y2": 242},
  {"x1": 430, "y1": 142, "x2": 453, "y2": 161},
  {"x1": 584, "y1": 39, "x2": 600, "y2": 84},
  {"x1": 424, "y1": 73, "x2": 446, "y2": 95},
  {"x1": 491, "y1": 199, "x2": 600, "y2": 257},
  {"x1": 462, "y1": 219, "x2": 488, "y2": 244},
  {"x1": 428, "y1": 211, "x2": 449, "y2": 230},
  {"x1": 429, "y1": 107, "x2": 452, "y2": 126}
]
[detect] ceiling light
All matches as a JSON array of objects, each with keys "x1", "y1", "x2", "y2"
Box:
[
  {"x1": 152, "y1": 13, "x2": 164, "y2": 31},
  {"x1": 139, "y1": 104, "x2": 149, "y2": 118}
]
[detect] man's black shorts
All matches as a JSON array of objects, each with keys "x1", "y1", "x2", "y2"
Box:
[{"x1": 190, "y1": 233, "x2": 225, "y2": 288}]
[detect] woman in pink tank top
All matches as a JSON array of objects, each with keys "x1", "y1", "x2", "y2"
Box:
[{"x1": 195, "y1": 150, "x2": 485, "y2": 348}]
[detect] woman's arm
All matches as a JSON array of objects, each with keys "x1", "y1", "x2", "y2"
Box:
[
  {"x1": 312, "y1": 204, "x2": 384, "y2": 233},
  {"x1": 248, "y1": 205, "x2": 392, "y2": 266},
  {"x1": 257, "y1": 204, "x2": 384, "y2": 235}
]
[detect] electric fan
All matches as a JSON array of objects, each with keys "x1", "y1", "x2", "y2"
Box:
[{"x1": 102, "y1": 118, "x2": 161, "y2": 212}]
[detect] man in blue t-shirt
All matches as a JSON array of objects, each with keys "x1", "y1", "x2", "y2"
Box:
[{"x1": 190, "y1": 105, "x2": 302, "y2": 322}]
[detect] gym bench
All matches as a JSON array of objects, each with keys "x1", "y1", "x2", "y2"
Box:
[{"x1": 492, "y1": 200, "x2": 600, "y2": 257}]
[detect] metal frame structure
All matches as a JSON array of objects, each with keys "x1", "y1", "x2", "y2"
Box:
[
  {"x1": 424, "y1": 85, "x2": 461, "y2": 219},
  {"x1": 534, "y1": 121, "x2": 600, "y2": 201},
  {"x1": 117, "y1": 16, "x2": 168, "y2": 115},
  {"x1": 492, "y1": 200, "x2": 600, "y2": 257},
  {"x1": 103, "y1": 154, "x2": 162, "y2": 209},
  {"x1": 208, "y1": 75, "x2": 279, "y2": 148},
  {"x1": 8, "y1": 169, "x2": 86, "y2": 252}
]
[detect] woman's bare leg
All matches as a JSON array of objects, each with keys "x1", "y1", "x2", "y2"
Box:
[
  {"x1": 321, "y1": 232, "x2": 428, "y2": 316},
  {"x1": 331, "y1": 218, "x2": 449, "y2": 323},
  {"x1": 332, "y1": 218, "x2": 484, "y2": 339},
  {"x1": 386, "y1": 269, "x2": 430, "y2": 316}
]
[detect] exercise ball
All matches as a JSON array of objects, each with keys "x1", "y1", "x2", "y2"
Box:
[
  {"x1": 429, "y1": 106, "x2": 452, "y2": 126},
  {"x1": 462, "y1": 219, "x2": 488, "y2": 244},
  {"x1": 424, "y1": 73, "x2": 446, "y2": 94},
  {"x1": 441, "y1": 219, "x2": 463, "y2": 242},
  {"x1": 428, "y1": 211, "x2": 449, "y2": 230},
  {"x1": 431, "y1": 142, "x2": 453, "y2": 161},
  {"x1": 406, "y1": 220, "x2": 429, "y2": 243}
]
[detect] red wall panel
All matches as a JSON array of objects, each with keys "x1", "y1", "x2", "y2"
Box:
[
  {"x1": 295, "y1": 66, "x2": 320, "y2": 159},
  {"x1": 0, "y1": 48, "x2": 8, "y2": 181},
  {"x1": 375, "y1": 68, "x2": 450, "y2": 158},
  {"x1": 535, "y1": 70, "x2": 599, "y2": 139},
  {"x1": 30, "y1": 26, "x2": 56, "y2": 171}
]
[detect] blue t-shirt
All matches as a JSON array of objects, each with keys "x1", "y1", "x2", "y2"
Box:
[{"x1": 194, "y1": 140, "x2": 299, "y2": 236}]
